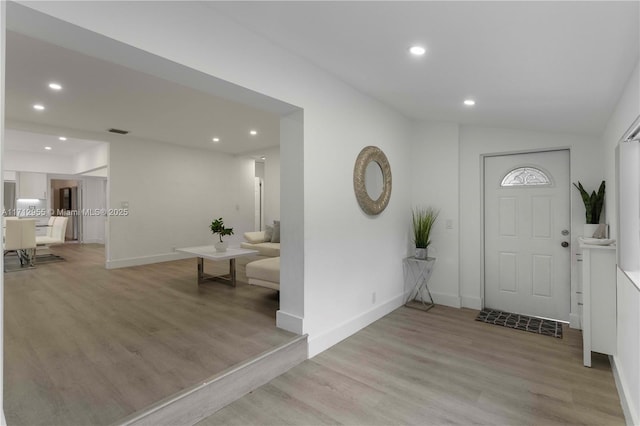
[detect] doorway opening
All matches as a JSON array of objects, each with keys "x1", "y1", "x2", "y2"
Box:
[{"x1": 51, "y1": 178, "x2": 81, "y2": 241}]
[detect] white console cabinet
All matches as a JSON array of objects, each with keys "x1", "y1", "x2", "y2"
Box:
[
  {"x1": 580, "y1": 243, "x2": 616, "y2": 367},
  {"x1": 18, "y1": 172, "x2": 47, "y2": 199}
]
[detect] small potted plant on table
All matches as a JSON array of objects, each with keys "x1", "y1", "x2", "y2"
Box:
[
  {"x1": 412, "y1": 207, "x2": 439, "y2": 260},
  {"x1": 210, "y1": 217, "x2": 234, "y2": 252}
]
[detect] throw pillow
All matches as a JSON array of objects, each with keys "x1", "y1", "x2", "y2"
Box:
[
  {"x1": 243, "y1": 231, "x2": 265, "y2": 244},
  {"x1": 264, "y1": 225, "x2": 274, "y2": 242},
  {"x1": 271, "y1": 220, "x2": 281, "y2": 243}
]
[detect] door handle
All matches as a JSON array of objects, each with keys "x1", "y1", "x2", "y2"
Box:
[{"x1": 561, "y1": 241, "x2": 569, "y2": 248}]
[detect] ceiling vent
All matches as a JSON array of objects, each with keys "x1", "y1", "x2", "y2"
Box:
[{"x1": 108, "y1": 128, "x2": 129, "y2": 135}]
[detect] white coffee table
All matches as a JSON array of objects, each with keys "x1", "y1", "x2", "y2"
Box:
[{"x1": 176, "y1": 246, "x2": 258, "y2": 287}]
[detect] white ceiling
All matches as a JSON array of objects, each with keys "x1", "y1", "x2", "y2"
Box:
[
  {"x1": 4, "y1": 128, "x2": 103, "y2": 155},
  {"x1": 4, "y1": 31, "x2": 281, "y2": 156},
  {"x1": 212, "y1": 1, "x2": 639, "y2": 136},
  {"x1": 5, "y1": 0, "x2": 639, "y2": 155}
]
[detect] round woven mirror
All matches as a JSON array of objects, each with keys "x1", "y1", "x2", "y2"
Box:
[{"x1": 353, "y1": 146, "x2": 392, "y2": 215}]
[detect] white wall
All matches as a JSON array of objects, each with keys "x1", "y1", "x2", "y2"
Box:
[
  {"x1": 4, "y1": 150, "x2": 73, "y2": 174},
  {"x1": 82, "y1": 167, "x2": 107, "y2": 178},
  {"x1": 74, "y1": 143, "x2": 108, "y2": 174},
  {"x1": 602, "y1": 59, "x2": 640, "y2": 426},
  {"x1": 459, "y1": 126, "x2": 603, "y2": 324},
  {"x1": 411, "y1": 122, "x2": 460, "y2": 307},
  {"x1": 106, "y1": 135, "x2": 256, "y2": 267},
  {"x1": 82, "y1": 178, "x2": 106, "y2": 244},
  {"x1": 18, "y1": 1, "x2": 413, "y2": 355},
  {"x1": 278, "y1": 111, "x2": 305, "y2": 333}
]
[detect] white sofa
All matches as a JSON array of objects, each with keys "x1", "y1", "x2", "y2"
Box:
[
  {"x1": 246, "y1": 257, "x2": 280, "y2": 290},
  {"x1": 240, "y1": 231, "x2": 280, "y2": 257},
  {"x1": 242, "y1": 231, "x2": 280, "y2": 290}
]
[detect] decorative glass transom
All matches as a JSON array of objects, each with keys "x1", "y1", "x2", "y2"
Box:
[{"x1": 501, "y1": 167, "x2": 551, "y2": 187}]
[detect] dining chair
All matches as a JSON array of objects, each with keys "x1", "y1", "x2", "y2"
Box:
[
  {"x1": 36, "y1": 216, "x2": 68, "y2": 246},
  {"x1": 4, "y1": 218, "x2": 37, "y2": 268}
]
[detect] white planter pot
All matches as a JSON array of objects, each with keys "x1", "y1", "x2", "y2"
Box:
[
  {"x1": 583, "y1": 224, "x2": 599, "y2": 238},
  {"x1": 415, "y1": 247, "x2": 428, "y2": 260},
  {"x1": 214, "y1": 240, "x2": 228, "y2": 252}
]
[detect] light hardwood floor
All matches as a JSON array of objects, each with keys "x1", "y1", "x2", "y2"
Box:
[
  {"x1": 4, "y1": 244, "x2": 294, "y2": 426},
  {"x1": 199, "y1": 306, "x2": 625, "y2": 426}
]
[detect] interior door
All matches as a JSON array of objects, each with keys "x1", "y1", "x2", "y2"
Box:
[{"x1": 484, "y1": 150, "x2": 570, "y2": 321}]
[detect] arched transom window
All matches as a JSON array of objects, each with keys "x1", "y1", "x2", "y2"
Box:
[{"x1": 501, "y1": 167, "x2": 551, "y2": 187}]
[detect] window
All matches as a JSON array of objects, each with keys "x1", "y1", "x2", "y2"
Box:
[
  {"x1": 618, "y1": 116, "x2": 640, "y2": 286},
  {"x1": 500, "y1": 167, "x2": 551, "y2": 187},
  {"x1": 617, "y1": 140, "x2": 640, "y2": 282}
]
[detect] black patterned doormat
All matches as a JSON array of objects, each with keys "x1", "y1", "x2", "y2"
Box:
[{"x1": 475, "y1": 308, "x2": 563, "y2": 338}]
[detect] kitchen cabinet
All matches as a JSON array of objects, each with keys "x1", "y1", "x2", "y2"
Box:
[
  {"x1": 18, "y1": 172, "x2": 47, "y2": 199},
  {"x1": 580, "y1": 242, "x2": 616, "y2": 367}
]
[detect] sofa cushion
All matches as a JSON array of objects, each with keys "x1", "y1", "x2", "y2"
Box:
[
  {"x1": 246, "y1": 257, "x2": 280, "y2": 284},
  {"x1": 271, "y1": 220, "x2": 281, "y2": 243},
  {"x1": 243, "y1": 231, "x2": 265, "y2": 244},
  {"x1": 264, "y1": 225, "x2": 274, "y2": 241},
  {"x1": 240, "y1": 241, "x2": 280, "y2": 257}
]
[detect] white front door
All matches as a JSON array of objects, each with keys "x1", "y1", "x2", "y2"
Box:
[{"x1": 484, "y1": 150, "x2": 570, "y2": 321}]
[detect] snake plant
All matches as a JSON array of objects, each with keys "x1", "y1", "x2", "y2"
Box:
[{"x1": 573, "y1": 181, "x2": 605, "y2": 224}]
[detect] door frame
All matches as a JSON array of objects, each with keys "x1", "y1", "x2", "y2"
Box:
[{"x1": 480, "y1": 147, "x2": 573, "y2": 316}]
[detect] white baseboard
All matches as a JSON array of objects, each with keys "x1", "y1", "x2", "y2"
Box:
[
  {"x1": 307, "y1": 293, "x2": 404, "y2": 358},
  {"x1": 569, "y1": 313, "x2": 582, "y2": 330},
  {"x1": 106, "y1": 252, "x2": 192, "y2": 269},
  {"x1": 276, "y1": 310, "x2": 304, "y2": 335},
  {"x1": 610, "y1": 355, "x2": 639, "y2": 426},
  {"x1": 431, "y1": 292, "x2": 461, "y2": 308},
  {"x1": 81, "y1": 238, "x2": 104, "y2": 244},
  {"x1": 461, "y1": 296, "x2": 482, "y2": 309}
]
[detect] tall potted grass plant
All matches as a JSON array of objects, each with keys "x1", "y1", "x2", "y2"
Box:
[{"x1": 412, "y1": 207, "x2": 439, "y2": 260}]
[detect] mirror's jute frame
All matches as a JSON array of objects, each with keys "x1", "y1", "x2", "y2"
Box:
[{"x1": 353, "y1": 146, "x2": 392, "y2": 215}]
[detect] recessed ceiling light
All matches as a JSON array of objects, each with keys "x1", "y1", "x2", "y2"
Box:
[
  {"x1": 409, "y1": 45, "x2": 426, "y2": 56},
  {"x1": 33, "y1": 104, "x2": 45, "y2": 111},
  {"x1": 59, "y1": 136, "x2": 67, "y2": 141},
  {"x1": 260, "y1": 156, "x2": 266, "y2": 160},
  {"x1": 48, "y1": 82, "x2": 62, "y2": 91},
  {"x1": 464, "y1": 99, "x2": 476, "y2": 106},
  {"x1": 250, "y1": 130, "x2": 258, "y2": 136},
  {"x1": 212, "y1": 137, "x2": 220, "y2": 143},
  {"x1": 44, "y1": 146, "x2": 52, "y2": 150}
]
